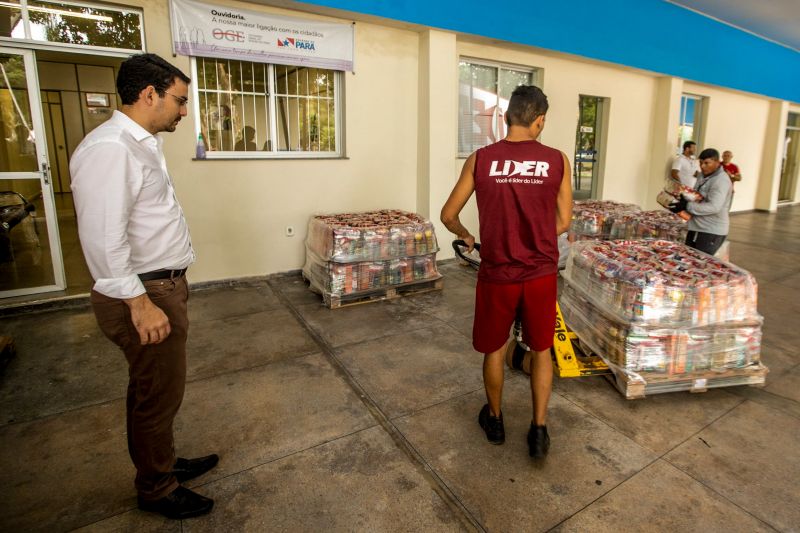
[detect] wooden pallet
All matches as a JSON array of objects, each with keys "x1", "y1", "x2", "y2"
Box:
[
  {"x1": 605, "y1": 363, "x2": 769, "y2": 400},
  {"x1": 325, "y1": 277, "x2": 443, "y2": 309}
]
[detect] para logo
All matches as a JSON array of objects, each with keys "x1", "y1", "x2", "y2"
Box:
[
  {"x1": 277, "y1": 37, "x2": 316, "y2": 51},
  {"x1": 212, "y1": 28, "x2": 244, "y2": 42}
]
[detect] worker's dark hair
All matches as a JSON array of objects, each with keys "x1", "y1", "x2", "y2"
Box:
[
  {"x1": 682, "y1": 140, "x2": 696, "y2": 151},
  {"x1": 505, "y1": 85, "x2": 549, "y2": 127},
  {"x1": 698, "y1": 148, "x2": 720, "y2": 160},
  {"x1": 117, "y1": 53, "x2": 191, "y2": 105}
]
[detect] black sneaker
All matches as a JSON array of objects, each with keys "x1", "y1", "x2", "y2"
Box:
[
  {"x1": 478, "y1": 404, "x2": 505, "y2": 445},
  {"x1": 138, "y1": 486, "x2": 214, "y2": 520},
  {"x1": 527, "y1": 424, "x2": 550, "y2": 458}
]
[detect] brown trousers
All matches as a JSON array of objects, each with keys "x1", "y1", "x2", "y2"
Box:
[{"x1": 91, "y1": 276, "x2": 189, "y2": 500}]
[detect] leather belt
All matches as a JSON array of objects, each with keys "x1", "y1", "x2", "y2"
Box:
[{"x1": 138, "y1": 268, "x2": 188, "y2": 281}]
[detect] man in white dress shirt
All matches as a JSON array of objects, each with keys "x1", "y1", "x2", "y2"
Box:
[{"x1": 71, "y1": 54, "x2": 217, "y2": 520}]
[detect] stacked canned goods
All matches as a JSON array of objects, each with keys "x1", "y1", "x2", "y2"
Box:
[
  {"x1": 306, "y1": 210, "x2": 438, "y2": 262},
  {"x1": 303, "y1": 210, "x2": 441, "y2": 302},
  {"x1": 569, "y1": 200, "x2": 640, "y2": 241},
  {"x1": 608, "y1": 210, "x2": 689, "y2": 243},
  {"x1": 560, "y1": 239, "x2": 765, "y2": 384},
  {"x1": 570, "y1": 201, "x2": 688, "y2": 244}
]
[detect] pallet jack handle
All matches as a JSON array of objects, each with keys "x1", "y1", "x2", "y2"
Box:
[{"x1": 452, "y1": 240, "x2": 481, "y2": 270}]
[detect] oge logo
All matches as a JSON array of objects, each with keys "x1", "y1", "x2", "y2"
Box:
[{"x1": 212, "y1": 29, "x2": 244, "y2": 42}]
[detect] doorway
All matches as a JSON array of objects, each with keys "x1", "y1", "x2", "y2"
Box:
[
  {"x1": 0, "y1": 48, "x2": 122, "y2": 299},
  {"x1": 573, "y1": 95, "x2": 606, "y2": 200},
  {"x1": 0, "y1": 47, "x2": 65, "y2": 297},
  {"x1": 35, "y1": 51, "x2": 123, "y2": 296},
  {"x1": 779, "y1": 112, "x2": 800, "y2": 203}
]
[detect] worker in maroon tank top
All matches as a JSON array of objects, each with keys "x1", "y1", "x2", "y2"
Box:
[{"x1": 441, "y1": 85, "x2": 573, "y2": 459}]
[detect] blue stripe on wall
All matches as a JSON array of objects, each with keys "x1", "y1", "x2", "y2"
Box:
[{"x1": 298, "y1": 0, "x2": 800, "y2": 103}]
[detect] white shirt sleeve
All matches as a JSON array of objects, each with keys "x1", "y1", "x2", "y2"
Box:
[
  {"x1": 71, "y1": 141, "x2": 146, "y2": 299},
  {"x1": 671, "y1": 156, "x2": 682, "y2": 171}
]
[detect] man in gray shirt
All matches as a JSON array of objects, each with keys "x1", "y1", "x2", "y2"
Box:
[{"x1": 669, "y1": 148, "x2": 731, "y2": 255}]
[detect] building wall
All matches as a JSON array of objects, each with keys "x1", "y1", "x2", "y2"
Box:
[
  {"x1": 17, "y1": 0, "x2": 793, "y2": 287},
  {"x1": 137, "y1": 0, "x2": 789, "y2": 279},
  {"x1": 130, "y1": 0, "x2": 421, "y2": 282}
]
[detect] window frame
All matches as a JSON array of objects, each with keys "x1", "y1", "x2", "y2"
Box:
[
  {"x1": 190, "y1": 57, "x2": 344, "y2": 160},
  {"x1": 457, "y1": 57, "x2": 541, "y2": 158},
  {"x1": 1, "y1": 0, "x2": 146, "y2": 54},
  {"x1": 678, "y1": 93, "x2": 707, "y2": 153}
]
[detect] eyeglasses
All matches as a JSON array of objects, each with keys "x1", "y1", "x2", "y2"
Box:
[{"x1": 164, "y1": 91, "x2": 189, "y2": 107}]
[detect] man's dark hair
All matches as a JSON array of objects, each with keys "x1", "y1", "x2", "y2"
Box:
[
  {"x1": 698, "y1": 148, "x2": 720, "y2": 160},
  {"x1": 505, "y1": 85, "x2": 549, "y2": 127},
  {"x1": 682, "y1": 140, "x2": 696, "y2": 151},
  {"x1": 117, "y1": 54, "x2": 191, "y2": 105}
]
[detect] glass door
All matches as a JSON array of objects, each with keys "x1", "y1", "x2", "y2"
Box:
[
  {"x1": 0, "y1": 46, "x2": 64, "y2": 297},
  {"x1": 778, "y1": 113, "x2": 800, "y2": 203},
  {"x1": 573, "y1": 95, "x2": 604, "y2": 200}
]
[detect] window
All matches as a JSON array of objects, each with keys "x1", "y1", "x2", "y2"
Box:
[
  {"x1": 3, "y1": 0, "x2": 144, "y2": 51},
  {"x1": 458, "y1": 59, "x2": 537, "y2": 155},
  {"x1": 678, "y1": 93, "x2": 705, "y2": 152},
  {"x1": 193, "y1": 57, "x2": 341, "y2": 158}
]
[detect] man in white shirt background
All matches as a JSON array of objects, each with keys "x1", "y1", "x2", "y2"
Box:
[
  {"x1": 70, "y1": 54, "x2": 217, "y2": 520},
  {"x1": 671, "y1": 140, "x2": 700, "y2": 188}
]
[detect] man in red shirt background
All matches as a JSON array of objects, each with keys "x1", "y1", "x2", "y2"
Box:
[
  {"x1": 441, "y1": 86, "x2": 572, "y2": 459},
  {"x1": 721, "y1": 150, "x2": 741, "y2": 208},
  {"x1": 721, "y1": 150, "x2": 742, "y2": 187}
]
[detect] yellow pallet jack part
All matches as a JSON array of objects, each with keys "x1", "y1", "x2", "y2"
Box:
[{"x1": 552, "y1": 302, "x2": 611, "y2": 378}]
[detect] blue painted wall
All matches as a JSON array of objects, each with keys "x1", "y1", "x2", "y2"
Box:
[{"x1": 299, "y1": 0, "x2": 800, "y2": 103}]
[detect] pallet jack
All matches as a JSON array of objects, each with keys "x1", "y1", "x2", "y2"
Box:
[{"x1": 452, "y1": 240, "x2": 610, "y2": 378}]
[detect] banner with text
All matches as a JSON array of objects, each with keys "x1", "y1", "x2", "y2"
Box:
[{"x1": 170, "y1": 0, "x2": 354, "y2": 71}]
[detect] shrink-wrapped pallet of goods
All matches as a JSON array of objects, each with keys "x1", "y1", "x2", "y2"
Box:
[
  {"x1": 560, "y1": 239, "x2": 767, "y2": 398},
  {"x1": 303, "y1": 210, "x2": 442, "y2": 308}
]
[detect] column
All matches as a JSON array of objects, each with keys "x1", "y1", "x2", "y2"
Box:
[
  {"x1": 645, "y1": 76, "x2": 683, "y2": 210},
  {"x1": 417, "y1": 30, "x2": 458, "y2": 256}
]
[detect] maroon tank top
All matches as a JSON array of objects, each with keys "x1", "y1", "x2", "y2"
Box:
[{"x1": 474, "y1": 139, "x2": 564, "y2": 283}]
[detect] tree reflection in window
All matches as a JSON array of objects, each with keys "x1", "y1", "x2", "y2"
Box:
[{"x1": 26, "y1": 1, "x2": 142, "y2": 50}]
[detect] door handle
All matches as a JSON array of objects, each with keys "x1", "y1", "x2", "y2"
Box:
[{"x1": 41, "y1": 162, "x2": 51, "y2": 185}]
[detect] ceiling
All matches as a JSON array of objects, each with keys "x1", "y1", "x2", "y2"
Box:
[{"x1": 668, "y1": 0, "x2": 800, "y2": 51}]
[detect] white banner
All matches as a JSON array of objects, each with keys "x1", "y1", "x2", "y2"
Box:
[{"x1": 170, "y1": 0, "x2": 354, "y2": 71}]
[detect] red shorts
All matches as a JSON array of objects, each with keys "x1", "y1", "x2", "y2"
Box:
[{"x1": 473, "y1": 274, "x2": 557, "y2": 353}]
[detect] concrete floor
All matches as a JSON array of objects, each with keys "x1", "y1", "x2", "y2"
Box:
[{"x1": 1, "y1": 206, "x2": 799, "y2": 532}]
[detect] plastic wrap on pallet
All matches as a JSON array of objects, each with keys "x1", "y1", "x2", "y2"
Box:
[
  {"x1": 562, "y1": 239, "x2": 760, "y2": 328},
  {"x1": 302, "y1": 248, "x2": 440, "y2": 298},
  {"x1": 560, "y1": 282, "x2": 762, "y2": 378},
  {"x1": 557, "y1": 233, "x2": 570, "y2": 269},
  {"x1": 305, "y1": 210, "x2": 439, "y2": 263},
  {"x1": 569, "y1": 200, "x2": 640, "y2": 241},
  {"x1": 608, "y1": 210, "x2": 688, "y2": 243}
]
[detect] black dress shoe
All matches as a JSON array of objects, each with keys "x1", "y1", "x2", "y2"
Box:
[
  {"x1": 138, "y1": 486, "x2": 214, "y2": 519},
  {"x1": 528, "y1": 424, "x2": 550, "y2": 459},
  {"x1": 173, "y1": 454, "x2": 220, "y2": 483}
]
